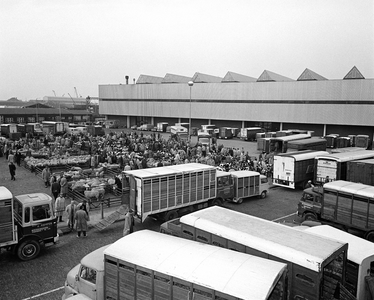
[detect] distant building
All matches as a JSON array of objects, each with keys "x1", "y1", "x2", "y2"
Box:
[{"x1": 99, "y1": 67, "x2": 374, "y2": 141}]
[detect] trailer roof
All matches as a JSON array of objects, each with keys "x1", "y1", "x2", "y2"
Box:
[
  {"x1": 315, "y1": 150, "x2": 374, "y2": 162},
  {"x1": 287, "y1": 137, "x2": 327, "y2": 145},
  {"x1": 229, "y1": 170, "x2": 260, "y2": 177},
  {"x1": 323, "y1": 180, "x2": 374, "y2": 198},
  {"x1": 104, "y1": 230, "x2": 287, "y2": 300},
  {"x1": 349, "y1": 158, "x2": 374, "y2": 165},
  {"x1": 275, "y1": 150, "x2": 329, "y2": 161},
  {"x1": 123, "y1": 163, "x2": 215, "y2": 179},
  {"x1": 0, "y1": 186, "x2": 12, "y2": 200},
  {"x1": 303, "y1": 225, "x2": 374, "y2": 265},
  {"x1": 180, "y1": 206, "x2": 347, "y2": 272},
  {"x1": 271, "y1": 133, "x2": 311, "y2": 142}
]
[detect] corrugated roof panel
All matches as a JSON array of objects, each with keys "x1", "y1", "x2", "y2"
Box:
[
  {"x1": 136, "y1": 74, "x2": 163, "y2": 84},
  {"x1": 192, "y1": 72, "x2": 223, "y2": 83},
  {"x1": 257, "y1": 70, "x2": 294, "y2": 82},
  {"x1": 162, "y1": 73, "x2": 191, "y2": 83},
  {"x1": 344, "y1": 66, "x2": 365, "y2": 80},
  {"x1": 297, "y1": 68, "x2": 327, "y2": 81},
  {"x1": 222, "y1": 71, "x2": 257, "y2": 83}
]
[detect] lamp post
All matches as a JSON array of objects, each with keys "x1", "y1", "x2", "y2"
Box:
[{"x1": 188, "y1": 81, "x2": 194, "y2": 141}]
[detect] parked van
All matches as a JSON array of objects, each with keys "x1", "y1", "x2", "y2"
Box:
[{"x1": 103, "y1": 120, "x2": 120, "y2": 128}]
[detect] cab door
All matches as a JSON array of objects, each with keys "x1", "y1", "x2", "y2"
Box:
[
  {"x1": 77, "y1": 265, "x2": 98, "y2": 300},
  {"x1": 26, "y1": 203, "x2": 57, "y2": 241}
]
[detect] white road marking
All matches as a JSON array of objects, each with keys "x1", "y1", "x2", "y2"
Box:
[
  {"x1": 21, "y1": 286, "x2": 64, "y2": 300},
  {"x1": 272, "y1": 212, "x2": 296, "y2": 222}
]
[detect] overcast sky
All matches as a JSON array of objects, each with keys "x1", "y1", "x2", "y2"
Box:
[{"x1": 1, "y1": 0, "x2": 373, "y2": 101}]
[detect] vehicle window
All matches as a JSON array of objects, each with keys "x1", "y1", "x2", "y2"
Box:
[
  {"x1": 32, "y1": 204, "x2": 51, "y2": 221},
  {"x1": 261, "y1": 177, "x2": 268, "y2": 184},
  {"x1": 14, "y1": 199, "x2": 23, "y2": 218},
  {"x1": 80, "y1": 266, "x2": 97, "y2": 284},
  {"x1": 25, "y1": 207, "x2": 30, "y2": 223}
]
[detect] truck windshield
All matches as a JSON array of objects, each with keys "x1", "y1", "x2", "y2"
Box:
[
  {"x1": 80, "y1": 266, "x2": 97, "y2": 284},
  {"x1": 32, "y1": 204, "x2": 51, "y2": 221}
]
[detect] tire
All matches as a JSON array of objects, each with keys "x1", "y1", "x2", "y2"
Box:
[
  {"x1": 260, "y1": 191, "x2": 267, "y2": 199},
  {"x1": 17, "y1": 239, "x2": 41, "y2": 261},
  {"x1": 164, "y1": 210, "x2": 178, "y2": 222},
  {"x1": 210, "y1": 198, "x2": 223, "y2": 206},
  {"x1": 303, "y1": 212, "x2": 317, "y2": 221},
  {"x1": 236, "y1": 198, "x2": 243, "y2": 204},
  {"x1": 365, "y1": 231, "x2": 374, "y2": 243}
]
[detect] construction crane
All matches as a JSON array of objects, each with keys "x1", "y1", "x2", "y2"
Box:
[
  {"x1": 74, "y1": 87, "x2": 81, "y2": 98},
  {"x1": 68, "y1": 93, "x2": 76, "y2": 106}
]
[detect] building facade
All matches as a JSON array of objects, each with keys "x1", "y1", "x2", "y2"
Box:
[{"x1": 98, "y1": 67, "x2": 374, "y2": 139}]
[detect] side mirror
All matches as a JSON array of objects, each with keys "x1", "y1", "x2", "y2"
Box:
[{"x1": 75, "y1": 275, "x2": 79, "y2": 281}]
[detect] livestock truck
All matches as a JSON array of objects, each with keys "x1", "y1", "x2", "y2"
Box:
[
  {"x1": 286, "y1": 137, "x2": 327, "y2": 152},
  {"x1": 298, "y1": 180, "x2": 374, "y2": 242},
  {"x1": 0, "y1": 123, "x2": 17, "y2": 137},
  {"x1": 272, "y1": 150, "x2": 329, "y2": 189},
  {"x1": 122, "y1": 163, "x2": 269, "y2": 222},
  {"x1": 240, "y1": 127, "x2": 263, "y2": 141},
  {"x1": 0, "y1": 186, "x2": 59, "y2": 261},
  {"x1": 346, "y1": 158, "x2": 374, "y2": 186},
  {"x1": 314, "y1": 150, "x2": 374, "y2": 184},
  {"x1": 62, "y1": 231, "x2": 287, "y2": 300}
]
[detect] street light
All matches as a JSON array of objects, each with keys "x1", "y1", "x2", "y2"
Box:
[{"x1": 188, "y1": 81, "x2": 194, "y2": 140}]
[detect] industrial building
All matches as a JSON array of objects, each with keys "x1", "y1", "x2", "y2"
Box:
[{"x1": 98, "y1": 66, "x2": 372, "y2": 140}]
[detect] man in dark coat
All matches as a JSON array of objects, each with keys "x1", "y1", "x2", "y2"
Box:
[{"x1": 9, "y1": 161, "x2": 16, "y2": 181}]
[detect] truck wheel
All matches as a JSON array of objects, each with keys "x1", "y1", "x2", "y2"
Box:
[
  {"x1": 210, "y1": 199, "x2": 223, "y2": 206},
  {"x1": 236, "y1": 198, "x2": 243, "y2": 204},
  {"x1": 303, "y1": 212, "x2": 317, "y2": 221},
  {"x1": 260, "y1": 191, "x2": 267, "y2": 199},
  {"x1": 17, "y1": 239, "x2": 41, "y2": 261},
  {"x1": 365, "y1": 231, "x2": 374, "y2": 243},
  {"x1": 164, "y1": 210, "x2": 178, "y2": 222}
]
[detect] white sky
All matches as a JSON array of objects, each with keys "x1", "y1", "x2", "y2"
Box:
[{"x1": 1, "y1": 0, "x2": 373, "y2": 101}]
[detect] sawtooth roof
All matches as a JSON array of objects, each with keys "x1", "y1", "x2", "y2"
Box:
[
  {"x1": 162, "y1": 73, "x2": 191, "y2": 83},
  {"x1": 344, "y1": 66, "x2": 365, "y2": 80},
  {"x1": 222, "y1": 71, "x2": 257, "y2": 83},
  {"x1": 191, "y1": 72, "x2": 223, "y2": 83},
  {"x1": 297, "y1": 68, "x2": 327, "y2": 81},
  {"x1": 257, "y1": 70, "x2": 294, "y2": 82},
  {"x1": 136, "y1": 74, "x2": 163, "y2": 84}
]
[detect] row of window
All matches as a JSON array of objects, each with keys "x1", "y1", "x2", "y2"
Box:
[{"x1": 0, "y1": 115, "x2": 89, "y2": 124}]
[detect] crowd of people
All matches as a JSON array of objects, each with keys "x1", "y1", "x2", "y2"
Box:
[
  {"x1": 0, "y1": 129, "x2": 274, "y2": 236},
  {"x1": 0, "y1": 130, "x2": 274, "y2": 177}
]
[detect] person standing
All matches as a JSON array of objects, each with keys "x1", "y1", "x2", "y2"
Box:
[
  {"x1": 77, "y1": 199, "x2": 90, "y2": 220},
  {"x1": 75, "y1": 206, "x2": 89, "y2": 238},
  {"x1": 65, "y1": 200, "x2": 77, "y2": 231},
  {"x1": 123, "y1": 209, "x2": 134, "y2": 236},
  {"x1": 55, "y1": 193, "x2": 66, "y2": 222},
  {"x1": 60, "y1": 175, "x2": 68, "y2": 197},
  {"x1": 9, "y1": 161, "x2": 16, "y2": 181},
  {"x1": 51, "y1": 177, "x2": 61, "y2": 201},
  {"x1": 14, "y1": 150, "x2": 22, "y2": 167},
  {"x1": 42, "y1": 166, "x2": 51, "y2": 188}
]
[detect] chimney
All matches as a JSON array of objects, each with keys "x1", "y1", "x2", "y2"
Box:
[{"x1": 125, "y1": 75, "x2": 129, "y2": 85}]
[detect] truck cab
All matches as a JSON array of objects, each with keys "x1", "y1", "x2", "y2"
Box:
[
  {"x1": 0, "y1": 187, "x2": 59, "y2": 261},
  {"x1": 297, "y1": 186, "x2": 323, "y2": 221},
  {"x1": 63, "y1": 245, "x2": 109, "y2": 300}
]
